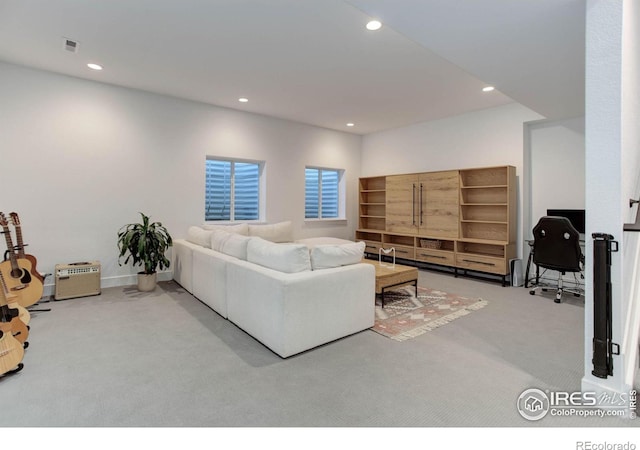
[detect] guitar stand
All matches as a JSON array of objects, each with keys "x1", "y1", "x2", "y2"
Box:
[{"x1": 1, "y1": 363, "x2": 24, "y2": 378}]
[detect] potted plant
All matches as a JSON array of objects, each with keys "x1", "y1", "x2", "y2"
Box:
[{"x1": 117, "y1": 212, "x2": 173, "y2": 291}]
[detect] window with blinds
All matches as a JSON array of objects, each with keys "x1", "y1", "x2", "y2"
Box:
[
  {"x1": 205, "y1": 158, "x2": 262, "y2": 221},
  {"x1": 305, "y1": 167, "x2": 343, "y2": 219}
]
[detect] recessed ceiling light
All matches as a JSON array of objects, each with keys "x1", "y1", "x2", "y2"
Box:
[
  {"x1": 366, "y1": 20, "x2": 382, "y2": 31},
  {"x1": 346, "y1": 123, "x2": 355, "y2": 127},
  {"x1": 238, "y1": 97, "x2": 249, "y2": 103},
  {"x1": 87, "y1": 63, "x2": 103, "y2": 71},
  {"x1": 482, "y1": 86, "x2": 495, "y2": 92}
]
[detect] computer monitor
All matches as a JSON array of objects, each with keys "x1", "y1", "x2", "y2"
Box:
[{"x1": 546, "y1": 209, "x2": 586, "y2": 234}]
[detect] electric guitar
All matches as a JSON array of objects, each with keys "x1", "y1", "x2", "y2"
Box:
[
  {"x1": 0, "y1": 213, "x2": 43, "y2": 307},
  {"x1": 9, "y1": 212, "x2": 43, "y2": 283}
]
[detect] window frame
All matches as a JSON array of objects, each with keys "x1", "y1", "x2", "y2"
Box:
[
  {"x1": 205, "y1": 156, "x2": 265, "y2": 223},
  {"x1": 304, "y1": 165, "x2": 346, "y2": 221}
]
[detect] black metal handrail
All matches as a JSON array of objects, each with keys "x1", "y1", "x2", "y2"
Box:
[{"x1": 591, "y1": 233, "x2": 619, "y2": 378}]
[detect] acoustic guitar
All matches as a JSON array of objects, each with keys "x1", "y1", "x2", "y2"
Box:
[
  {"x1": 0, "y1": 271, "x2": 30, "y2": 326},
  {"x1": 0, "y1": 276, "x2": 26, "y2": 376},
  {"x1": 0, "y1": 213, "x2": 43, "y2": 307},
  {"x1": 0, "y1": 329, "x2": 25, "y2": 376},
  {"x1": 0, "y1": 269, "x2": 29, "y2": 346},
  {"x1": 9, "y1": 212, "x2": 43, "y2": 283}
]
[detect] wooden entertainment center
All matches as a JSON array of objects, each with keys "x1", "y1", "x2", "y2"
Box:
[{"x1": 356, "y1": 165, "x2": 517, "y2": 285}]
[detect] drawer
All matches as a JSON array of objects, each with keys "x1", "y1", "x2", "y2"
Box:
[
  {"x1": 415, "y1": 249, "x2": 455, "y2": 266},
  {"x1": 456, "y1": 253, "x2": 506, "y2": 275},
  {"x1": 382, "y1": 244, "x2": 415, "y2": 260},
  {"x1": 363, "y1": 241, "x2": 381, "y2": 254}
]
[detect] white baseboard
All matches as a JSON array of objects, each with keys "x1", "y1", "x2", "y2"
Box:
[{"x1": 40, "y1": 270, "x2": 173, "y2": 300}]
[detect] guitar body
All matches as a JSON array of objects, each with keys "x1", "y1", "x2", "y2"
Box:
[
  {"x1": 8, "y1": 302, "x2": 30, "y2": 326},
  {"x1": 0, "y1": 330, "x2": 25, "y2": 376},
  {"x1": 0, "y1": 259, "x2": 43, "y2": 307},
  {"x1": 25, "y1": 254, "x2": 43, "y2": 283},
  {"x1": 6, "y1": 258, "x2": 31, "y2": 285},
  {"x1": 0, "y1": 270, "x2": 30, "y2": 348},
  {"x1": 0, "y1": 316, "x2": 29, "y2": 345},
  {"x1": 8, "y1": 213, "x2": 43, "y2": 283}
]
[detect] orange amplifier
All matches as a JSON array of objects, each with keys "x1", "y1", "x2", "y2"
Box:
[{"x1": 54, "y1": 261, "x2": 101, "y2": 300}]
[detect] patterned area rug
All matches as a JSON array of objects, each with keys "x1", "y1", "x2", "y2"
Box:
[{"x1": 371, "y1": 286, "x2": 488, "y2": 341}]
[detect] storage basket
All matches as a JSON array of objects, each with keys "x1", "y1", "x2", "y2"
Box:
[{"x1": 420, "y1": 239, "x2": 441, "y2": 249}]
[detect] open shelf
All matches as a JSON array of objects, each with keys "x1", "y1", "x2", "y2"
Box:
[
  {"x1": 460, "y1": 186, "x2": 508, "y2": 204},
  {"x1": 460, "y1": 222, "x2": 508, "y2": 241},
  {"x1": 460, "y1": 204, "x2": 508, "y2": 222},
  {"x1": 457, "y1": 241, "x2": 505, "y2": 258},
  {"x1": 460, "y1": 166, "x2": 509, "y2": 187},
  {"x1": 359, "y1": 176, "x2": 386, "y2": 191}
]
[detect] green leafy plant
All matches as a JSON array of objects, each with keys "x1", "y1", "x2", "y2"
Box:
[{"x1": 117, "y1": 212, "x2": 173, "y2": 275}]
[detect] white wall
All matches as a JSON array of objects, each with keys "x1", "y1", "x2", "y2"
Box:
[
  {"x1": 522, "y1": 117, "x2": 586, "y2": 262},
  {"x1": 361, "y1": 102, "x2": 543, "y2": 259},
  {"x1": 0, "y1": 62, "x2": 362, "y2": 293},
  {"x1": 528, "y1": 118, "x2": 585, "y2": 229},
  {"x1": 583, "y1": 0, "x2": 640, "y2": 400}
]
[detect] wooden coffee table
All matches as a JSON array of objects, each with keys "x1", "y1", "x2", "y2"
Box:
[{"x1": 361, "y1": 259, "x2": 419, "y2": 308}]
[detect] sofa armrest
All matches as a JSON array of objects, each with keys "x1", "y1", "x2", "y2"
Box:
[
  {"x1": 172, "y1": 239, "x2": 202, "y2": 294},
  {"x1": 226, "y1": 261, "x2": 375, "y2": 357},
  {"x1": 192, "y1": 246, "x2": 239, "y2": 318}
]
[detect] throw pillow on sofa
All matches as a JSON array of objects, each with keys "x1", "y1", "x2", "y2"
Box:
[
  {"x1": 186, "y1": 226, "x2": 214, "y2": 248},
  {"x1": 211, "y1": 229, "x2": 231, "y2": 251},
  {"x1": 248, "y1": 221, "x2": 293, "y2": 243},
  {"x1": 295, "y1": 237, "x2": 355, "y2": 249},
  {"x1": 310, "y1": 241, "x2": 366, "y2": 270},
  {"x1": 211, "y1": 230, "x2": 252, "y2": 260},
  {"x1": 247, "y1": 237, "x2": 311, "y2": 273},
  {"x1": 201, "y1": 222, "x2": 249, "y2": 235}
]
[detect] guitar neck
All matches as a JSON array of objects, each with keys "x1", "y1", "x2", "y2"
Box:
[
  {"x1": 1, "y1": 226, "x2": 19, "y2": 271},
  {"x1": 0, "y1": 214, "x2": 23, "y2": 276},
  {"x1": 0, "y1": 271, "x2": 13, "y2": 308},
  {"x1": 13, "y1": 226, "x2": 25, "y2": 258}
]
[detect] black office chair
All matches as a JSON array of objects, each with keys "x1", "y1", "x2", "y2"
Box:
[{"x1": 528, "y1": 216, "x2": 584, "y2": 303}]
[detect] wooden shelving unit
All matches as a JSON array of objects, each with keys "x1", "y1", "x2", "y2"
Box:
[
  {"x1": 356, "y1": 165, "x2": 517, "y2": 285},
  {"x1": 457, "y1": 166, "x2": 516, "y2": 281},
  {"x1": 358, "y1": 176, "x2": 386, "y2": 232}
]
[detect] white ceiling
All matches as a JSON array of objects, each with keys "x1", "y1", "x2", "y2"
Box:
[{"x1": 0, "y1": 0, "x2": 585, "y2": 135}]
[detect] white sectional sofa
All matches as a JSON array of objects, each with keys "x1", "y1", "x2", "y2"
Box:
[{"x1": 171, "y1": 221, "x2": 375, "y2": 358}]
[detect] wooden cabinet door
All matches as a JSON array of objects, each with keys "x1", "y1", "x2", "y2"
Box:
[
  {"x1": 419, "y1": 170, "x2": 459, "y2": 238},
  {"x1": 386, "y1": 174, "x2": 419, "y2": 234}
]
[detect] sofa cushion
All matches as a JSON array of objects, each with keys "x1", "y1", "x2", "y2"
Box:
[
  {"x1": 310, "y1": 241, "x2": 366, "y2": 270},
  {"x1": 296, "y1": 237, "x2": 355, "y2": 249},
  {"x1": 201, "y1": 222, "x2": 249, "y2": 235},
  {"x1": 209, "y1": 230, "x2": 250, "y2": 260},
  {"x1": 248, "y1": 221, "x2": 293, "y2": 243},
  {"x1": 211, "y1": 229, "x2": 231, "y2": 252},
  {"x1": 220, "y1": 233, "x2": 252, "y2": 260},
  {"x1": 247, "y1": 237, "x2": 311, "y2": 273},
  {"x1": 186, "y1": 226, "x2": 213, "y2": 248}
]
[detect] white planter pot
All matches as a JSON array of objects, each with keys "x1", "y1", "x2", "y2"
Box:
[{"x1": 137, "y1": 272, "x2": 157, "y2": 291}]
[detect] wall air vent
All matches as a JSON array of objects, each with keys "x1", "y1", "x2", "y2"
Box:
[{"x1": 63, "y1": 38, "x2": 79, "y2": 53}]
